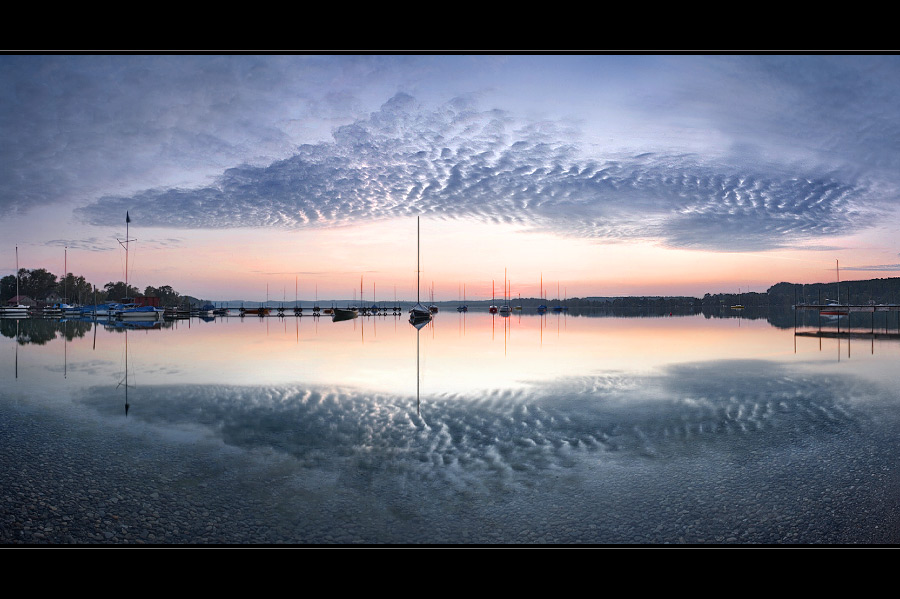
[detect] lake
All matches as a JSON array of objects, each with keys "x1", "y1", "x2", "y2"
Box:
[{"x1": 3, "y1": 308, "x2": 900, "y2": 544}]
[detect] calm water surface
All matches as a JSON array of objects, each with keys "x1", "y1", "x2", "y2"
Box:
[{"x1": 3, "y1": 309, "x2": 900, "y2": 544}]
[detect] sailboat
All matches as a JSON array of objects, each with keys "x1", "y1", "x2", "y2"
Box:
[
  {"x1": 731, "y1": 287, "x2": 745, "y2": 310},
  {"x1": 428, "y1": 282, "x2": 439, "y2": 314},
  {"x1": 489, "y1": 280, "x2": 498, "y2": 314},
  {"x1": 59, "y1": 248, "x2": 81, "y2": 316},
  {"x1": 553, "y1": 282, "x2": 563, "y2": 312},
  {"x1": 820, "y1": 260, "x2": 849, "y2": 316},
  {"x1": 333, "y1": 281, "x2": 360, "y2": 321},
  {"x1": 114, "y1": 212, "x2": 163, "y2": 321},
  {"x1": 293, "y1": 276, "x2": 303, "y2": 315},
  {"x1": 499, "y1": 269, "x2": 511, "y2": 316},
  {"x1": 537, "y1": 273, "x2": 547, "y2": 313},
  {"x1": 456, "y1": 283, "x2": 468, "y2": 312},
  {"x1": 0, "y1": 246, "x2": 29, "y2": 318},
  {"x1": 332, "y1": 304, "x2": 359, "y2": 321},
  {"x1": 409, "y1": 217, "x2": 432, "y2": 325}
]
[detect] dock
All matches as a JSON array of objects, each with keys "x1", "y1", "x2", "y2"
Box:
[{"x1": 793, "y1": 304, "x2": 900, "y2": 313}]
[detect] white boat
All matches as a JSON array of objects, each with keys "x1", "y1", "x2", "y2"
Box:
[
  {"x1": 0, "y1": 305, "x2": 28, "y2": 318},
  {"x1": 1, "y1": 246, "x2": 29, "y2": 318},
  {"x1": 820, "y1": 261, "x2": 848, "y2": 315},
  {"x1": 819, "y1": 300, "x2": 848, "y2": 316},
  {"x1": 116, "y1": 304, "x2": 164, "y2": 320},
  {"x1": 81, "y1": 303, "x2": 119, "y2": 317},
  {"x1": 409, "y1": 217, "x2": 433, "y2": 326}
]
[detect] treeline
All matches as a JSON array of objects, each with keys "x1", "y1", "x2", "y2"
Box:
[
  {"x1": 1, "y1": 267, "x2": 203, "y2": 307},
  {"x1": 568, "y1": 277, "x2": 900, "y2": 309},
  {"x1": 564, "y1": 296, "x2": 703, "y2": 309},
  {"x1": 699, "y1": 291, "x2": 768, "y2": 308},
  {"x1": 767, "y1": 277, "x2": 900, "y2": 307}
]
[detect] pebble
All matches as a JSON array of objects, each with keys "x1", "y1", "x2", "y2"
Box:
[{"x1": 4, "y1": 401, "x2": 900, "y2": 545}]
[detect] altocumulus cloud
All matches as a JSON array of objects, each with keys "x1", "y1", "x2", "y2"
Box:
[{"x1": 75, "y1": 92, "x2": 880, "y2": 252}]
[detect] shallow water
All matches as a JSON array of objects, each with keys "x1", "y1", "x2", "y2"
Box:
[{"x1": 3, "y1": 309, "x2": 900, "y2": 544}]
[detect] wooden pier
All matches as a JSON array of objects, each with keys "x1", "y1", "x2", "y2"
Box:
[
  {"x1": 793, "y1": 304, "x2": 900, "y2": 313},
  {"x1": 794, "y1": 330, "x2": 900, "y2": 340}
]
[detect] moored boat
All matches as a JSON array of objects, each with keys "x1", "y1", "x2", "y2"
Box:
[
  {"x1": 409, "y1": 217, "x2": 433, "y2": 327},
  {"x1": 1, "y1": 247, "x2": 29, "y2": 318},
  {"x1": 116, "y1": 304, "x2": 164, "y2": 320},
  {"x1": 332, "y1": 307, "x2": 359, "y2": 321}
]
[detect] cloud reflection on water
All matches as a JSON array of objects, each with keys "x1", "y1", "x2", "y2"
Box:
[{"x1": 75, "y1": 358, "x2": 880, "y2": 493}]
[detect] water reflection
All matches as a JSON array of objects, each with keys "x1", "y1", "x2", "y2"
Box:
[{"x1": 4, "y1": 310, "x2": 900, "y2": 543}]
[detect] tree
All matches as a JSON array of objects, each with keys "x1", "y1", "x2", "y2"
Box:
[
  {"x1": 18, "y1": 268, "x2": 58, "y2": 300},
  {"x1": 60, "y1": 273, "x2": 93, "y2": 304},
  {"x1": 144, "y1": 284, "x2": 180, "y2": 306},
  {"x1": 103, "y1": 281, "x2": 141, "y2": 301},
  {"x1": 0, "y1": 274, "x2": 16, "y2": 303}
]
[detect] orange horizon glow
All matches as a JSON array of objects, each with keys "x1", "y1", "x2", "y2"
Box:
[{"x1": 6, "y1": 213, "x2": 900, "y2": 303}]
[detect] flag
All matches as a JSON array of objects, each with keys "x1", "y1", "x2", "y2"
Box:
[{"x1": 126, "y1": 211, "x2": 131, "y2": 224}]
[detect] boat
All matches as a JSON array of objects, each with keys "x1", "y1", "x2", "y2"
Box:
[
  {"x1": 731, "y1": 287, "x2": 745, "y2": 310},
  {"x1": 456, "y1": 283, "x2": 468, "y2": 312},
  {"x1": 332, "y1": 307, "x2": 359, "y2": 321},
  {"x1": 499, "y1": 269, "x2": 511, "y2": 316},
  {"x1": 819, "y1": 300, "x2": 848, "y2": 316},
  {"x1": 537, "y1": 273, "x2": 547, "y2": 313},
  {"x1": 116, "y1": 303, "x2": 164, "y2": 320},
  {"x1": 488, "y1": 280, "x2": 498, "y2": 314},
  {"x1": 333, "y1": 278, "x2": 361, "y2": 322},
  {"x1": 552, "y1": 282, "x2": 567, "y2": 312},
  {"x1": 1, "y1": 246, "x2": 30, "y2": 318},
  {"x1": 80, "y1": 302, "x2": 118, "y2": 317},
  {"x1": 428, "y1": 282, "x2": 439, "y2": 314},
  {"x1": 820, "y1": 260, "x2": 848, "y2": 316},
  {"x1": 59, "y1": 247, "x2": 81, "y2": 317},
  {"x1": 112, "y1": 212, "x2": 163, "y2": 322},
  {"x1": 409, "y1": 217, "x2": 433, "y2": 325}
]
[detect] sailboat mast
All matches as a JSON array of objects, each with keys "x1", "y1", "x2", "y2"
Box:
[
  {"x1": 125, "y1": 213, "x2": 129, "y2": 293},
  {"x1": 417, "y1": 216, "x2": 421, "y2": 304},
  {"x1": 837, "y1": 259, "x2": 840, "y2": 304},
  {"x1": 15, "y1": 245, "x2": 19, "y2": 299}
]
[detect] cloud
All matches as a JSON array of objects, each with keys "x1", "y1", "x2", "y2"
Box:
[
  {"x1": 44, "y1": 238, "x2": 116, "y2": 252},
  {"x1": 74, "y1": 91, "x2": 882, "y2": 252},
  {"x1": 841, "y1": 263, "x2": 900, "y2": 272},
  {"x1": 8, "y1": 56, "x2": 899, "y2": 254},
  {"x1": 0, "y1": 55, "x2": 380, "y2": 215}
]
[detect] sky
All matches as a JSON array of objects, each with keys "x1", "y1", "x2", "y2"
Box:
[{"x1": 3, "y1": 54, "x2": 900, "y2": 302}]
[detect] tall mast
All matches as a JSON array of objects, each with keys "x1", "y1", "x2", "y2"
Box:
[
  {"x1": 15, "y1": 245, "x2": 19, "y2": 299},
  {"x1": 417, "y1": 216, "x2": 421, "y2": 304},
  {"x1": 117, "y1": 212, "x2": 134, "y2": 300},
  {"x1": 125, "y1": 212, "x2": 129, "y2": 292}
]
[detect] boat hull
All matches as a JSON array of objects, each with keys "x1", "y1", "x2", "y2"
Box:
[{"x1": 332, "y1": 308, "x2": 359, "y2": 321}]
